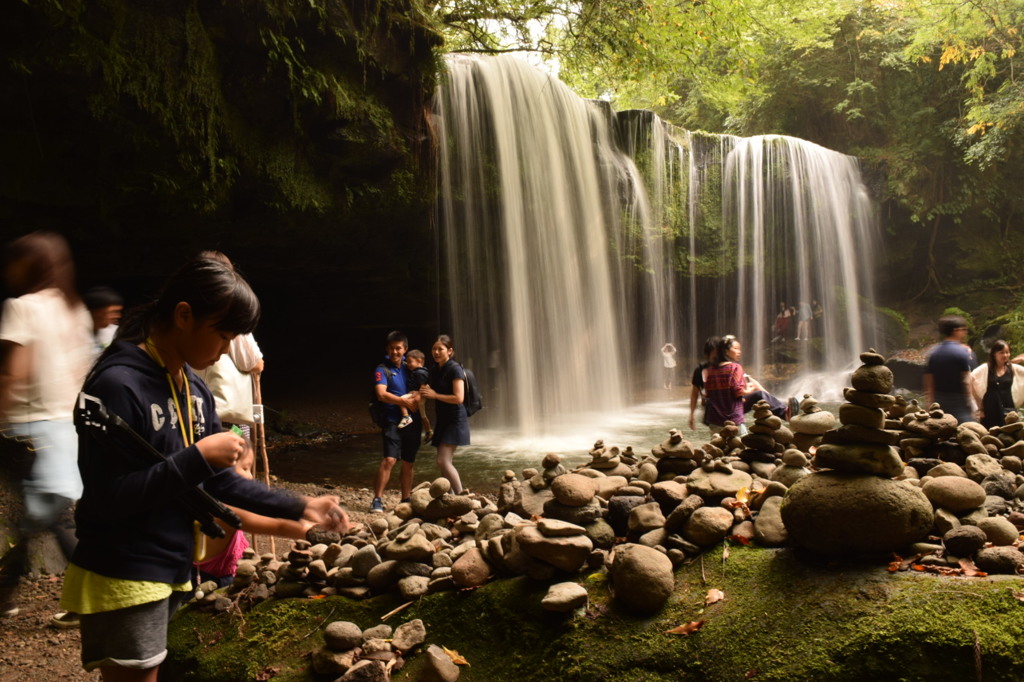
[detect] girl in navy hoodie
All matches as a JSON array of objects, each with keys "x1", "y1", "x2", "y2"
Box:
[{"x1": 61, "y1": 256, "x2": 348, "y2": 681}]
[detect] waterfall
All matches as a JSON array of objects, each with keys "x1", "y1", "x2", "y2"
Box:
[{"x1": 433, "y1": 55, "x2": 879, "y2": 434}]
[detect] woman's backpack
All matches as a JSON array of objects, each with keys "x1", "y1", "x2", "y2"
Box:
[{"x1": 460, "y1": 364, "x2": 483, "y2": 417}]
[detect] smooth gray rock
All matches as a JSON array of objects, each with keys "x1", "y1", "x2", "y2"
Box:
[
  {"x1": 551, "y1": 473, "x2": 599, "y2": 507},
  {"x1": 781, "y1": 472, "x2": 934, "y2": 556},
  {"x1": 976, "y1": 516, "x2": 1019, "y2": 546},
  {"x1": 323, "y1": 620, "x2": 363, "y2": 651},
  {"x1": 942, "y1": 525, "x2": 986, "y2": 557},
  {"x1": 682, "y1": 506, "x2": 734, "y2": 547},
  {"x1": 515, "y1": 525, "x2": 593, "y2": 573},
  {"x1": 421, "y1": 643, "x2": 461, "y2": 682},
  {"x1": 391, "y1": 618, "x2": 426, "y2": 652},
  {"x1": 975, "y1": 546, "x2": 1024, "y2": 574},
  {"x1": 686, "y1": 467, "x2": 753, "y2": 500},
  {"x1": 813, "y1": 443, "x2": 904, "y2": 478},
  {"x1": 451, "y1": 548, "x2": 491, "y2": 587},
  {"x1": 610, "y1": 543, "x2": 675, "y2": 615},
  {"x1": 922, "y1": 477, "x2": 987, "y2": 513},
  {"x1": 753, "y1": 496, "x2": 788, "y2": 547},
  {"x1": 541, "y1": 582, "x2": 589, "y2": 612}
]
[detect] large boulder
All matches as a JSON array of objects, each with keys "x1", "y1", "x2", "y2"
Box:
[
  {"x1": 781, "y1": 472, "x2": 933, "y2": 556},
  {"x1": 609, "y1": 543, "x2": 675, "y2": 615}
]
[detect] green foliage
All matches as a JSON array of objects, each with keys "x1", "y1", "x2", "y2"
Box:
[
  {"x1": 942, "y1": 306, "x2": 976, "y2": 336},
  {"x1": 876, "y1": 305, "x2": 910, "y2": 350},
  {"x1": 0, "y1": 0, "x2": 442, "y2": 225}
]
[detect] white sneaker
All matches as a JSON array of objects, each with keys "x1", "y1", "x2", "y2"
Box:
[{"x1": 397, "y1": 415, "x2": 413, "y2": 429}]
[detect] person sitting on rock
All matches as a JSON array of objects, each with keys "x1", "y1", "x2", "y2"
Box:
[{"x1": 689, "y1": 336, "x2": 719, "y2": 431}]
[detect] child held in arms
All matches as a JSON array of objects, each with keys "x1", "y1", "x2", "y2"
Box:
[{"x1": 398, "y1": 349, "x2": 433, "y2": 440}]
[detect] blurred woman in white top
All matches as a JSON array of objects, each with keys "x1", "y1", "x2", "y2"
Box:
[{"x1": 0, "y1": 231, "x2": 93, "y2": 618}]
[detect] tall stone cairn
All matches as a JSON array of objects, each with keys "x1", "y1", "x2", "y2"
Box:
[{"x1": 782, "y1": 349, "x2": 934, "y2": 556}]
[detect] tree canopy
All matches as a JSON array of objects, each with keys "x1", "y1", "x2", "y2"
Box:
[{"x1": 433, "y1": 0, "x2": 1024, "y2": 301}]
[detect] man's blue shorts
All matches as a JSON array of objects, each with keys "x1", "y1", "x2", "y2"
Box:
[{"x1": 381, "y1": 420, "x2": 421, "y2": 463}]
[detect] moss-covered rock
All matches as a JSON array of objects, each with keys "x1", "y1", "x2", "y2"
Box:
[{"x1": 165, "y1": 546, "x2": 1024, "y2": 680}]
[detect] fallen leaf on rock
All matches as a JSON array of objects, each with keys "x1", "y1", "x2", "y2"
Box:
[
  {"x1": 888, "y1": 553, "x2": 919, "y2": 572},
  {"x1": 705, "y1": 589, "x2": 725, "y2": 605},
  {"x1": 255, "y1": 666, "x2": 280, "y2": 681},
  {"x1": 665, "y1": 620, "x2": 705, "y2": 636},
  {"x1": 308, "y1": 594, "x2": 327, "y2": 600},
  {"x1": 728, "y1": 534, "x2": 752, "y2": 546},
  {"x1": 443, "y1": 646, "x2": 470, "y2": 666},
  {"x1": 957, "y1": 558, "x2": 988, "y2": 577}
]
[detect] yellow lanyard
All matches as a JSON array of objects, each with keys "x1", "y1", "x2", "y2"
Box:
[
  {"x1": 144, "y1": 338, "x2": 194, "y2": 448},
  {"x1": 144, "y1": 338, "x2": 206, "y2": 561}
]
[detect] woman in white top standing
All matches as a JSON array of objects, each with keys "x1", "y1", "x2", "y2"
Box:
[
  {"x1": 971, "y1": 340, "x2": 1024, "y2": 429},
  {"x1": 0, "y1": 231, "x2": 93, "y2": 620}
]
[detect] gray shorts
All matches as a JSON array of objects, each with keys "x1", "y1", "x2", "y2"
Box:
[{"x1": 80, "y1": 591, "x2": 191, "y2": 672}]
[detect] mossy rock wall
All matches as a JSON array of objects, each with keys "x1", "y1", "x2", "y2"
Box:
[
  {"x1": 0, "y1": 0, "x2": 441, "y2": 331},
  {"x1": 165, "y1": 546, "x2": 1024, "y2": 680}
]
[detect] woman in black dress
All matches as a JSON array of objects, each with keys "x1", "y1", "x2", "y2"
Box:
[
  {"x1": 420, "y1": 335, "x2": 469, "y2": 493},
  {"x1": 971, "y1": 340, "x2": 1024, "y2": 428}
]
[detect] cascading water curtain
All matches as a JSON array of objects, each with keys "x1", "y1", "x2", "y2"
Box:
[
  {"x1": 723, "y1": 135, "x2": 879, "y2": 386},
  {"x1": 433, "y1": 56, "x2": 880, "y2": 433},
  {"x1": 434, "y1": 55, "x2": 636, "y2": 433}
]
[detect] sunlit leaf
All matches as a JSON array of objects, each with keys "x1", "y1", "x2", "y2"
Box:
[
  {"x1": 665, "y1": 620, "x2": 705, "y2": 635},
  {"x1": 706, "y1": 588, "x2": 725, "y2": 605},
  {"x1": 443, "y1": 646, "x2": 470, "y2": 666}
]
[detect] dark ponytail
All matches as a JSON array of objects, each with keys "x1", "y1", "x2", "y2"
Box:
[{"x1": 92, "y1": 257, "x2": 260, "y2": 374}]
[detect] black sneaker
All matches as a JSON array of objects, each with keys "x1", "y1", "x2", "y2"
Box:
[
  {"x1": 788, "y1": 397, "x2": 800, "y2": 421},
  {"x1": 370, "y1": 497, "x2": 384, "y2": 513}
]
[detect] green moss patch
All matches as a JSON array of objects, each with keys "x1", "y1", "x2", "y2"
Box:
[{"x1": 166, "y1": 546, "x2": 1024, "y2": 680}]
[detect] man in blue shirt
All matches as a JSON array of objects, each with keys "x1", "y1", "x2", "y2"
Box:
[
  {"x1": 924, "y1": 315, "x2": 976, "y2": 423},
  {"x1": 369, "y1": 331, "x2": 421, "y2": 512}
]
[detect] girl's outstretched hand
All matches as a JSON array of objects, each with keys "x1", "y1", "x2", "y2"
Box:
[
  {"x1": 303, "y1": 495, "x2": 350, "y2": 533},
  {"x1": 196, "y1": 431, "x2": 246, "y2": 468}
]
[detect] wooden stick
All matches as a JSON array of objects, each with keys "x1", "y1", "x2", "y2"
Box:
[{"x1": 252, "y1": 371, "x2": 276, "y2": 556}]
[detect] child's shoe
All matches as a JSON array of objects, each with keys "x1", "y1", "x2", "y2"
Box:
[
  {"x1": 423, "y1": 429, "x2": 434, "y2": 443},
  {"x1": 51, "y1": 611, "x2": 80, "y2": 629},
  {"x1": 397, "y1": 415, "x2": 413, "y2": 429}
]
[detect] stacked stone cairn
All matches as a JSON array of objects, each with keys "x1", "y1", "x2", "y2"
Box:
[
  {"x1": 739, "y1": 399, "x2": 794, "y2": 480},
  {"x1": 309, "y1": 618, "x2": 463, "y2": 682},
  {"x1": 788, "y1": 394, "x2": 837, "y2": 453},
  {"x1": 782, "y1": 350, "x2": 935, "y2": 556},
  {"x1": 901, "y1": 404, "x2": 1024, "y2": 575}
]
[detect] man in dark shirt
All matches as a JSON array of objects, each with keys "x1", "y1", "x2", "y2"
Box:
[{"x1": 924, "y1": 315, "x2": 976, "y2": 423}]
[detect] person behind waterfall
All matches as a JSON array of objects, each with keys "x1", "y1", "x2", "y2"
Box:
[
  {"x1": 369, "y1": 331, "x2": 421, "y2": 513},
  {"x1": 688, "y1": 336, "x2": 719, "y2": 431},
  {"x1": 795, "y1": 301, "x2": 813, "y2": 341},
  {"x1": 661, "y1": 343, "x2": 677, "y2": 390},
  {"x1": 60, "y1": 255, "x2": 348, "y2": 681},
  {"x1": 0, "y1": 232, "x2": 93, "y2": 625},
  {"x1": 704, "y1": 335, "x2": 761, "y2": 435},
  {"x1": 971, "y1": 340, "x2": 1024, "y2": 429},
  {"x1": 420, "y1": 335, "x2": 469, "y2": 494},
  {"x1": 923, "y1": 315, "x2": 976, "y2": 423}
]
